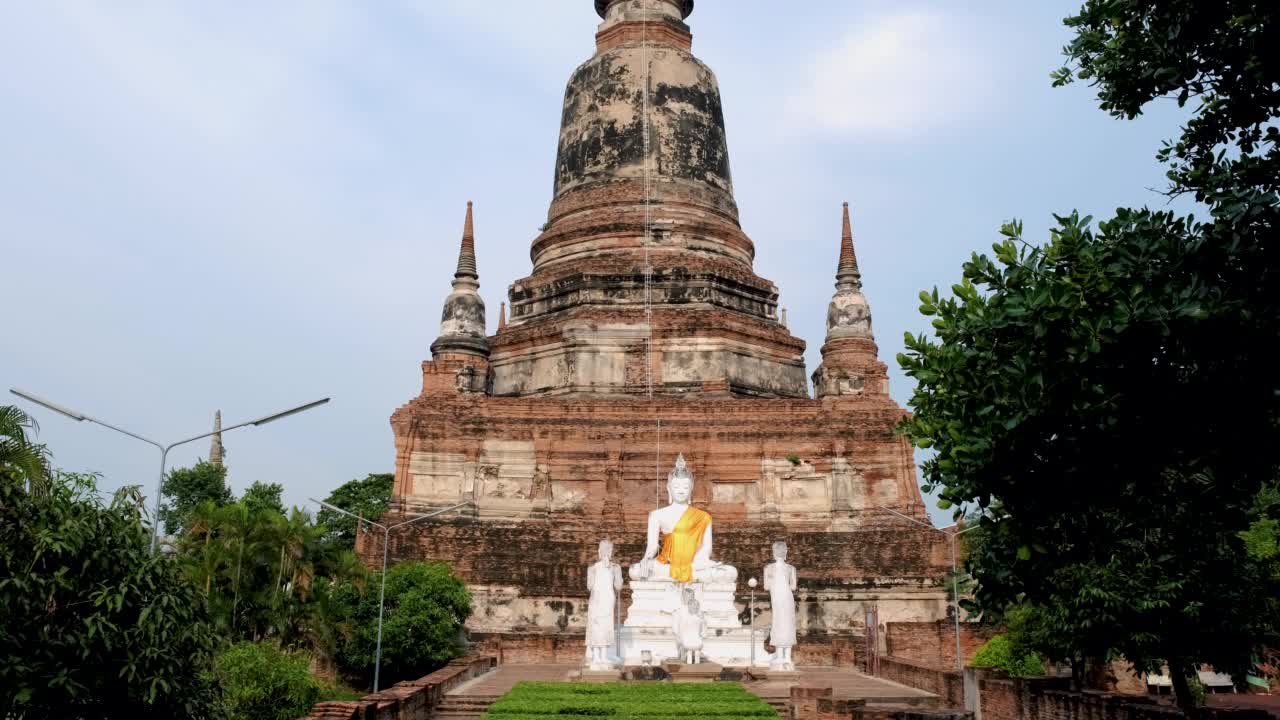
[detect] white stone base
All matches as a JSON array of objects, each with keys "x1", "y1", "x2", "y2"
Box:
[
  {"x1": 617, "y1": 626, "x2": 770, "y2": 668},
  {"x1": 623, "y1": 580, "x2": 741, "y2": 630}
]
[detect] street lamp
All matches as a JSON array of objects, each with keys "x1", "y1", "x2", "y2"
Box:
[
  {"x1": 875, "y1": 505, "x2": 980, "y2": 672},
  {"x1": 310, "y1": 498, "x2": 472, "y2": 692},
  {"x1": 747, "y1": 577, "x2": 758, "y2": 669},
  {"x1": 10, "y1": 388, "x2": 329, "y2": 550}
]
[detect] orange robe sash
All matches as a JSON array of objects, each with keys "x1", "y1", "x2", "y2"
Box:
[{"x1": 655, "y1": 506, "x2": 712, "y2": 583}]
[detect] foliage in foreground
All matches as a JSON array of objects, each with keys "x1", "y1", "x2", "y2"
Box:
[
  {"x1": 899, "y1": 0, "x2": 1280, "y2": 710},
  {"x1": 483, "y1": 682, "x2": 777, "y2": 719},
  {"x1": 0, "y1": 467, "x2": 224, "y2": 719},
  {"x1": 970, "y1": 635, "x2": 1045, "y2": 678},
  {"x1": 0, "y1": 404, "x2": 51, "y2": 495},
  {"x1": 215, "y1": 642, "x2": 322, "y2": 720},
  {"x1": 333, "y1": 560, "x2": 471, "y2": 688}
]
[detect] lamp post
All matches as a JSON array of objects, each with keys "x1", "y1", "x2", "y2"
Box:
[
  {"x1": 875, "y1": 506, "x2": 980, "y2": 672},
  {"x1": 747, "y1": 577, "x2": 758, "y2": 669},
  {"x1": 10, "y1": 388, "x2": 329, "y2": 550},
  {"x1": 311, "y1": 499, "x2": 472, "y2": 692}
]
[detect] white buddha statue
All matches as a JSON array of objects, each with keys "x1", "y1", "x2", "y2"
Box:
[
  {"x1": 629, "y1": 455, "x2": 737, "y2": 584},
  {"x1": 585, "y1": 538, "x2": 623, "y2": 669},
  {"x1": 764, "y1": 540, "x2": 797, "y2": 670}
]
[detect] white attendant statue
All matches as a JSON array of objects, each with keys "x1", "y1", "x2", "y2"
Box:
[
  {"x1": 585, "y1": 539, "x2": 623, "y2": 669},
  {"x1": 764, "y1": 540, "x2": 797, "y2": 670},
  {"x1": 671, "y1": 587, "x2": 706, "y2": 664},
  {"x1": 629, "y1": 455, "x2": 736, "y2": 584}
]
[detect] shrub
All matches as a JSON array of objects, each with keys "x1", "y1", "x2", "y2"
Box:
[
  {"x1": 970, "y1": 634, "x2": 1045, "y2": 677},
  {"x1": 216, "y1": 642, "x2": 322, "y2": 720}
]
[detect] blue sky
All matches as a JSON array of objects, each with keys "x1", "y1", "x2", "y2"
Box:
[{"x1": 1, "y1": 1, "x2": 1193, "y2": 527}]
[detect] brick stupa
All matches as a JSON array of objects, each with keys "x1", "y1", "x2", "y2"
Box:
[{"x1": 366, "y1": 0, "x2": 952, "y2": 665}]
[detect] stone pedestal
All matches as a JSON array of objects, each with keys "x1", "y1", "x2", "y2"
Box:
[
  {"x1": 617, "y1": 626, "x2": 768, "y2": 667},
  {"x1": 580, "y1": 669, "x2": 624, "y2": 683},
  {"x1": 624, "y1": 580, "x2": 740, "y2": 629},
  {"x1": 664, "y1": 661, "x2": 723, "y2": 683}
]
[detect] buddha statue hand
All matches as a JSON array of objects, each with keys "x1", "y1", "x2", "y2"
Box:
[{"x1": 629, "y1": 557, "x2": 656, "y2": 580}]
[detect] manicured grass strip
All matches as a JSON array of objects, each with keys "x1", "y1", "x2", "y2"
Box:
[{"x1": 482, "y1": 682, "x2": 777, "y2": 720}]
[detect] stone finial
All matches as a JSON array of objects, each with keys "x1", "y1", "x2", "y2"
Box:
[
  {"x1": 498, "y1": 301, "x2": 507, "y2": 330},
  {"x1": 837, "y1": 202, "x2": 862, "y2": 290},
  {"x1": 430, "y1": 201, "x2": 490, "y2": 359},
  {"x1": 781, "y1": 307, "x2": 788, "y2": 328},
  {"x1": 209, "y1": 410, "x2": 225, "y2": 467},
  {"x1": 456, "y1": 201, "x2": 478, "y2": 279}
]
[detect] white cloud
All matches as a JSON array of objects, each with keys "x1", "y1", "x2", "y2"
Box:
[{"x1": 784, "y1": 11, "x2": 996, "y2": 135}]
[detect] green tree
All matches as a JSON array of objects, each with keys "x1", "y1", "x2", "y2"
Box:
[
  {"x1": 160, "y1": 460, "x2": 233, "y2": 535},
  {"x1": 0, "y1": 469, "x2": 224, "y2": 719},
  {"x1": 0, "y1": 405, "x2": 51, "y2": 495},
  {"x1": 317, "y1": 473, "x2": 393, "y2": 549},
  {"x1": 215, "y1": 642, "x2": 320, "y2": 720},
  {"x1": 332, "y1": 561, "x2": 470, "y2": 689},
  {"x1": 241, "y1": 481, "x2": 284, "y2": 516},
  {"x1": 900, "y1": 1, "x2": 1279, "y2": 710}
]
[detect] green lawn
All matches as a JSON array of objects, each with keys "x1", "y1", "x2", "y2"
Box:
[{"x1": 482, "y1": 681, "x2": 777, "y2": 720}]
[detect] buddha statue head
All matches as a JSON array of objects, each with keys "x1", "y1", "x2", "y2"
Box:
[
  {"x1": 598, "y1": 538, "x2": 613, "y2": 562},
  {"x1": 667, "y1": 454, "x2": 694, "y2": 505},
  {"x1": 772, "y1": 540, "x2": 788, "y2": 562}
]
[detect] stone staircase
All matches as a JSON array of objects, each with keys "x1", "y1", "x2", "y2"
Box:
[{"x1": 432, "y1": 692, "x2": 501, "y2": 720}]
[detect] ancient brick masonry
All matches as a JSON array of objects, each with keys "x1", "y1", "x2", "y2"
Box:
[{"x1": 365, "y1": 0, "x2": 953, "y2": 660}]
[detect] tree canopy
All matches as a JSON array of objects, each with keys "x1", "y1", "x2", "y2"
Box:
[
  {"x1": 317, "y1": 473, "x2": 393, "y2": 549},
  {"x1": 159, "y1": 459, "x2": 233, "y2": 535},
  {"x1": 900, "y1": 0, "x2": 1279, "y2": 708}
]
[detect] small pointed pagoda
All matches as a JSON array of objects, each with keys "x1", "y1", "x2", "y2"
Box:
[{"x1": 376, "y1": 0, "x2": 951, "y2": 663}]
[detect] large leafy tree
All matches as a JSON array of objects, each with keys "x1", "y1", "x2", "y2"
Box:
[
  {"x1": 332, "y1": 561, "x2": 470, "y2": 689},
  {"x1": 317, "y1": 473, "x2": 393, "y2": 549},
  {"x1": 160, "y1": 460, "x2": 233, "y2": 535},
  {"x1": 0, "y1": 469, "x2": 224, "y2": 719},
  {"x1": 899, "y1": 0, "x2": 1279, "y2": 710}
]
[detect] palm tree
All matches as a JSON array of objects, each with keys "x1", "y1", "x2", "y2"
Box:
[{"x1": 0, "y1": 404, "x2": 52, "y2": 494}]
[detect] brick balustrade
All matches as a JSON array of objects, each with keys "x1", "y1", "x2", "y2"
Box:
[{"x1": 298, "y1": 656, "x2": 495, "y2": 720}]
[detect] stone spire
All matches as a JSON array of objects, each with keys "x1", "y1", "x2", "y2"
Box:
[
  {"x1": 498, "y1": 301, "x2": 507, "y2": 330},
  {"x1": 837, "y1": 202, "x2": 861, "y2": 290},
  {"x1": 430, "y1": 201, "x2": 489, "y2": 359},
  {"x1": 209, "y1": 410, "x2": 225, "y2": 467},
  {"x1": 826, "y1": 203, "x2": 872, "y2": 340},
  {"x1": 813, "y1": 202, "x2": 888, "y2": 398},
  {"x1": 456, "y1": 201, "x2": 477, "y2": 278}
]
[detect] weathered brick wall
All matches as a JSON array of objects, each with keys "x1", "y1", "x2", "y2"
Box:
[
  {"x1": 471, "y1": 633, "x2": 586, "y2": 665},
  {"x1": 978, "y1": 676, "x2": 1021, "y2": 720},
  {"x1": 975, "y1": 675, "x2": 1270, "y2": 720},
  {"x1": 788, "y1": 684, "x2": 973, "y2": 720},
  {"x1": 885, "y1": 622, "x2": 998, "y2": 669},
  {"x1": 877, "y1": 656, "x2": 965, "y2": 709},
  {"x1": 298, "y1": 656, "x2": 494, "y2": 720}
]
